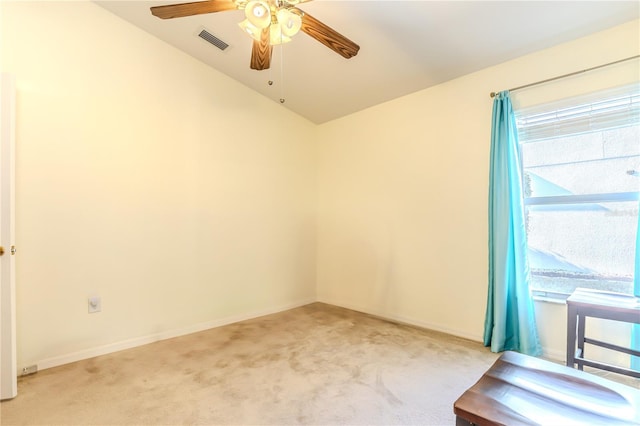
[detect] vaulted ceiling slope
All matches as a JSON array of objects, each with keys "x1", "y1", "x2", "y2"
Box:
[{"x1": 95, "y1": 1, "x2": 639, "y2": 124}]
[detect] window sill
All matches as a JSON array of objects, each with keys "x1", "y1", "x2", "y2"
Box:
[{"x1": 532, "y1": 290, "x2": 569, "y2": 305}]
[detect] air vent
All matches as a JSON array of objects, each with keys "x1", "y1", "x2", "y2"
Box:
[{"x1": 198, "y1": 29, "x2": 229, "y2": 51}]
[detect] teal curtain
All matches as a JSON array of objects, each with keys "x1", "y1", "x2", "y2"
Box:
[
  {"x1": 483, "y1": 91, "x2": 542, "y2": 356},
  {"x1": 632, "y1": 201, "x2": 640, "y2": 371}
]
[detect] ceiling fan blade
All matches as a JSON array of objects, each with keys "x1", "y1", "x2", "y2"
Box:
[
  {"x1": 250, "y1": 28, "x2": 272, "y2": 70},
  {"x1": 295, "y1": 9, "x2": 359, "y2": 59},
  {"x1": 150, "y1": 0, "x2": 236, "y2": 19}
]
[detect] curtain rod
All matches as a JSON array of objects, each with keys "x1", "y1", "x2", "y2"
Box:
[{"x1": 489, "y1": 55, "x2": 640, "y2": 98}]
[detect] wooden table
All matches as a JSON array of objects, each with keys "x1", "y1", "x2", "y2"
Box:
[
  {"x1": 454, "y1": 351, "x2": 640, "y2": 426},
  {"x1": 566, "y1": 288, "x2": 640, "y2": 378}
]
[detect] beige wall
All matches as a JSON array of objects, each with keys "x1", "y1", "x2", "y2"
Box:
[
  {"x1": 1, "y1": 1, "x2": 317, "y2": 369},
  {"x1": 316, "y1": 20, "x2": 639, "y2": 362},
  {"x1": 2, "y1": 0, "x2": 638, "y2": 372}
]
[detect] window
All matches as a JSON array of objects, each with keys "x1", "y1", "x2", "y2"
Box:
[{"x1": 515, "y1": 85, "x2": 640, "y2": 298}]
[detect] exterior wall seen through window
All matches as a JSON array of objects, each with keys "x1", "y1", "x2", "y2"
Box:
[{"x1": 517, "y1": 93, "x2": 639, "y2": 297}]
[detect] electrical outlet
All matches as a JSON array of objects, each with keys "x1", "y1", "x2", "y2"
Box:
[
  {"x1": 21, "y1": 365, "x2": 37, "y2": 376},
  {"x1": 88, "y1": 296, "x2": 101, "y2": 313}
]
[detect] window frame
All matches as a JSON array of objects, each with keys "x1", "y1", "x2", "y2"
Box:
[{"x1": 515, "y1": 86, "x2": 640, "y2": 301}]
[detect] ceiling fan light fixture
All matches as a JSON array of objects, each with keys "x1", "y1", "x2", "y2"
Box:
[
  {"x1": 238, "y1": 19, "x2": 262, "y2": 41},
  {"x1": 245, "y1": 0, "x2": 271, "y2": 29},
  {"x1": 276, "y1": 8, "x2": 301, "y2": 37},
  {"x1": 150, "y1": 0, "x2": 360, "y2": 72},
  {"x1": 269, "y1": 23, "x2": 292, "y2": 45}
]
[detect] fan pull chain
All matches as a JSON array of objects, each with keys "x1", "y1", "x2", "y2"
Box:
[{"x1": 279, "y1": 43, "x2": 285, "y2": 104}]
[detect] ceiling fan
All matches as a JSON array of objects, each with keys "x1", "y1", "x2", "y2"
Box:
[{"x1": 150, "y1": 0, "x2": 360, "y2": 71}]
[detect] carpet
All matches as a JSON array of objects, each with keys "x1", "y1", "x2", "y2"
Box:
[{"x1": 1, "y1": 303, "x2": 499, "y2": 425}]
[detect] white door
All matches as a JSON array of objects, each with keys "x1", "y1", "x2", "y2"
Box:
[{"x1": 0, "y1": 73, "x2": 17, "y2": 400}]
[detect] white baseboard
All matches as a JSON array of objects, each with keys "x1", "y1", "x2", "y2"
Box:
[
  {"x1": 317, "y1": 298, "x2": 567, "y2": 361},
  {"x1": 27, "y1": 297, "x2": 566, "y2": 375},
  {"x1": 30, "y1": 298, "x2": 315, "y2": 373},
  {"x1": 316, "y1": 297, "x2": 484, "y2": 343},
  {"x1": 541, "y1": 347, "x2": 566, "y2": 363}
]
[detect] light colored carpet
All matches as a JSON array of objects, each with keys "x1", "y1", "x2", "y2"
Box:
[{"x1": 1, "y1": 303, "x2": 500, "y2": 425}]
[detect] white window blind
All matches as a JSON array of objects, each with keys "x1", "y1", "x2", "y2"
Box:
[{"x1": 515, "y1": 84, "x2": 640, "y2": 143}]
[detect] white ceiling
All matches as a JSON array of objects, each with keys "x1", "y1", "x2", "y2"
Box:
[{"x1": 95, "y1": 1, "x2": 639, "y2": 124}]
